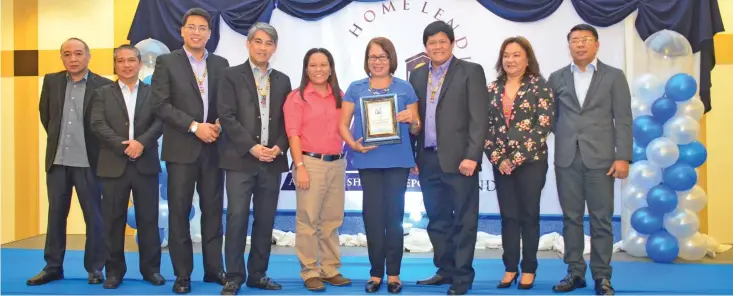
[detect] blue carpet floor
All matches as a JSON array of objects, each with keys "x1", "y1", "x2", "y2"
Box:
[{"x1": 2, "y1": 248, "x2": 731, "y2": 295}]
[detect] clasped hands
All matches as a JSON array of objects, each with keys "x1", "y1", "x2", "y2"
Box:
[
  {"x1": 497, "y1": 159, "x2": 515, "y2": 175},
  {"x1": 122, "y1": 139, "x2": 144, "y2": 159},
  {"x1": 193, "y1": 119, "x2": 222, "y2": 143},
  {"x1": 251, "y1": 144, "x2": 281, "y2": 162}
]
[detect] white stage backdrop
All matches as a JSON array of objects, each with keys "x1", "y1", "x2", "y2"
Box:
[{"x1": 213, "y1": 0, "x2": 626, "y2": 216}]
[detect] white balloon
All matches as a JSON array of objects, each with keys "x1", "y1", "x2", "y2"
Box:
[
  {"x1": 622, "y1": 184, "x2": 649, "y2": 211},
  {"x1": 645, "y1": 137, "x2": 680, "y2": 168},
  {"x1": 675, "y1": 97, "x2": 705, "y2": 121},
  {"x1": 622, "y1": 228, "x2": 649, "y2": 257},
  {"x1": 632, "y1": 74, "x2": 665, "y2": 105},
  {"x1": 631, "y1": 97, "x2": 652, "y2": 119},
  {"x1": 663, "y1": 115, "x2": 700, "y2": 145},
  {"x1": 628, "y1": 160, "x2": 663, "y2": 190},
  {"x1": 678, "y1": 232, "x2": 708, "y2": 261},
  {"x1": 676, "y1": 185, "x2": 707, "y2": 213},
  {"x1": 664, "y1": 208, "x2": 700, "y2": 239}
]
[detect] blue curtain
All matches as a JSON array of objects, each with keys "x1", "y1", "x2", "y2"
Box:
[{"x1": 128, "y1": 0, "x2": 724, "y2": 112}]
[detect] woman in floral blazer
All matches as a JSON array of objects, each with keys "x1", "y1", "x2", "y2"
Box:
[{"x1": 484, "y1": 36, "x2": 554, "y2": 290}]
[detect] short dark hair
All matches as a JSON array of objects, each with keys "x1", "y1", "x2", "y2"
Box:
[
  {"x1": 299, "y1": 48, "x2": 343, "y2": 109},
  {"x1": 567, "y1": 24, "x2": 599, "y2": 41},
  {"x1": 60, "y1": 37, "x2": 90, "y2": 55},
  {"x1": 494, "y1": 36, "x2": 541, "y2": 81},
  {"x1": 182, "y1": 8, "x2": 212, "y2": 28},
  {"x1": 364, "y1": 37, "x2": 398, "y2": 76},
  {"x1": 422, "y1": 21, "x2": 455, "y2": 46}
]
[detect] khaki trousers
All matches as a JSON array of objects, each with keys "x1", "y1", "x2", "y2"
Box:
[{"x1": 295, "y1": 156, "x2": 346, "y2": 280}]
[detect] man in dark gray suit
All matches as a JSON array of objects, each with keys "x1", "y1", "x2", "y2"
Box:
[
  {"x1": 548, "y1": 24, "x2": 632, "y2": 295},
  {"x1": 409, "y1": 21, "x2": 489, "y2": 295}
]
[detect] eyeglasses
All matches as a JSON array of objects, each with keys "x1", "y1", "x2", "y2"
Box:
[
  {"x1": 185, "y1": 25, "x2": 209, "y2": 33},
  {"x1": 368, "y1": 55, "x2": 389, "y2": 62},
  {"x1": 569, "y1": 37, "x2": 595, "y2": 45}
]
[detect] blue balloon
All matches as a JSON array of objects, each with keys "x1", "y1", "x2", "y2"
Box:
[
  {"x1": 189, "y1": 207, "x2": 195, "y2": 220},
  {"x1": 630, "y1": 207, "x2": 664, "y2": 234},
  {"x1": 160, "y1": 183, "x2": 168, "y2": 200},
  {"x1": 678, "y1": 141, "x2": 707, "y2": 168},
  {"x1": 665, "y1": 73, "x2": 697, "y2": 102},
  {"x1": 159, "y1": 228, "x2": 165, "y2": 244},
  {"x1": 650, "y1": 96, "x2": 677, "y2": 123},
  {"x1": 646, "y1": 230, "x2": 680, "y2": 263},
  {"x1": 646, "y1": 184, "x2": 678, "y2": 214},
  {"x1": 127, "y1": 206, "x2": 137, "y2": 229},
  {"x1": 632, "y1": 141, "x2": 647, "y2": 162},
  {"x1": 663, "y1": 163, "x2": 697, "y2": 191},
  {"x1": 633, "y1": 115, "x2": 663, "y2": 147},
  {"x1": 142, "y1": 75, "x2": 153, "y2": 85}
]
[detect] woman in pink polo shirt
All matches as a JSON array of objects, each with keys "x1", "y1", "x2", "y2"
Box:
[{"x1": 283, "y1": 48, "x2": 350, "y2": 292}]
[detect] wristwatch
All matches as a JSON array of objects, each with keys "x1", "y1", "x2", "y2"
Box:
[{"x1": 190, "y1": 122, "x2": 199, "y2": 133}]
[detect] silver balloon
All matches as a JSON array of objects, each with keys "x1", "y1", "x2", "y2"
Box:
[
  {"x1": 645, "y1": 137, "x2": 679, "y2": 168},
  {"x1": 628, "y1": 160, "x2": 663, "y2": 190},
  {"x1": 623, "y1": 184, "x2": 649, "y2": 211},
  {"x1": 643, "y1": 30, "x2": 694, "y2": 82},
  {"x1": 663, "y1": 208, "x2": 700, "y2": 239},
  {"x1": 632, "y1": 74, "x2": 665, "y2": 105},
  {"x1": 622, "y1": 228, "x2": 649, "y2": 257},
  {"x1": 135, "y1": 38, "x2": 171, "y2": 69},
  {"x1": 631, "y1": 97, "x2": 652, "y2": 119},
  {"x1": 678, "y1": 232, "x2": 707, "y2": 261},
  {"x1": 676, "y1": 185, "x2": 707, "y2": 213},
  {"x1": 675, "y1": 97, "x2": 705, "y2": 121},
  {"x1": 663, "y1": 115, "x2": 700, "y2": 145}
]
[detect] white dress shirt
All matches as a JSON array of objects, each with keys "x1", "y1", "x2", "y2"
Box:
[
  {"x1": 570, "y1": 58, "x2": 598, "y2": 108},
  {"x1": 119, "y1": 80, "x2": 140, "y2": 140}
]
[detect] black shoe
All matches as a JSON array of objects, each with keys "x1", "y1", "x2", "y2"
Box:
[
  {"x1": 26, "y1": 270, "x2": 64, "y2": 286},
  {"x1": 88, "y1": 271, "x2": 104, "y2": 284},
  {"x1": 173, "y1": 277, "x2": 191, "y2": 294},
  {"x1": 447, "y1": 281, "x2": 472, "y2": 295},
  {"x1": 417, "y1": 274, "x2": 452, "y2": 285},
  {"x1": 387, "y1": 281, "x2": 403, "y2": 294},
  {"x1": 103, "y1": 277, "x2": 122, "y2": 289},
  {"x1": 496, "y1": 272, "x2": 518, "y2": 288},
  {"x1": 221, "y1": 281, "x2": 241, "y2": 295},
  {"x1": 595, "y1": 279, "x2": 615, "y2": 295},
  {"x1": 552, "y1": 274, "x2": 587, "y2": 293},
  {"x1": 246, "y1": 276, "x2": 282, "y2": 290},
  {"x1": 204, "y1": 271, "x2": 227, "y2": 286},
  {"x1": 518, "y1": 273, "x2": 536, "y2": 290},
  {"x1": 365, "y1": 280, "x2": 381, "y2": 293},
  {"x1": 143, "y1": 273, "x2": 165, "y2": 286}
]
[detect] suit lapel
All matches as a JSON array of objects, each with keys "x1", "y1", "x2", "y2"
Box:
[
  {"x1": 414, "y1": 66, "x2": 429, "y2": 120},
  {"x1": 582, "y1": 62, "x2": 606, "y2": 110},
  {"x1": 178, "y1": 50, "x2": 203, "y2": 100},
  {"x1": 436, "y1": 57, "x2": 458, "y2": 106},
  {"x1": 563, "y1": 67, "x2": 581, "y2": 111},
  {"x1": 57, "y1": 73, "x2": 67, "y2": 114},
  {"x1": 83, "y1": 73, "x2": 97, "y2": 114},
  {"x1": 135, "y1": 82, "x2": 149, "y2": 118},
  {"x1": 268, "y1": 71, "x2": 283, "y2": 122},
  {"x1": 111, "y1": 82, "x2": 129, "y2": 121},
  {"x1": 242, "y1": 60, "x2": 261, "y2": 114}
]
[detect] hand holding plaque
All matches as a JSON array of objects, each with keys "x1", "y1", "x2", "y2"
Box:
[{"x1": 359, "y1": 93, "x2": 401, "y2": 146}]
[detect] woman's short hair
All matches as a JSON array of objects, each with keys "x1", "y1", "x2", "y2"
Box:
[
  {"x1": 363, "y1": 37, "x2": 398, "y2": 76},
  {"x1": 494, "y1": 36, "x2": 541, "y2": 80}
]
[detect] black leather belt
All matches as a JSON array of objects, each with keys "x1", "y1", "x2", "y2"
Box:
[
  {"x1": 424, "y1": 146, "x2": 438, "y2": 151},
  {"x1": 303, "y1": 151, "x2": 344, "y2": 161}
]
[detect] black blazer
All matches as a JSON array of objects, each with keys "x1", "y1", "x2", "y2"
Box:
[
  {"x1": 216, "y1": 60, "x2": 291, "y2": 173},
  {"x1": 90, "y1": 81, "x2": 163, "y2": 178},
  {"x1": 39, "y1": 70, "x2": 114, "y2": 173},
  {"x1": 409, "y1": 57, "x2": 490, "y2": 173},
  {"x1": 150, "y1": 48, "x2": 230, "y2": 164}
]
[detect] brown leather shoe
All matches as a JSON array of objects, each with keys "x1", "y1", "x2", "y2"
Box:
[
  {"x1": 322, "y1": 274, "x2": 352, "y2": 286},
  {"x1": 304, "y1": 277, "x2": 325, "y2": 291}
]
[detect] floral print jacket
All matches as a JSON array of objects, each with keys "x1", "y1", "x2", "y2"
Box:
[{"x1": 484, "y1": 74, "x2": 555, "y2": 167}]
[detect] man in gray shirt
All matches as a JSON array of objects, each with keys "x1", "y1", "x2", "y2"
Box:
[{"x1": 29, "y1": 38, "x2": 113, "y2": 286}]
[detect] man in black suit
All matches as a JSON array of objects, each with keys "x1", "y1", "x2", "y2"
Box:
[
  {"x1": 89, "y1": 44, "x2": 165, "y2": 289},
  {"x1": 29, "y1": 37, "x2": 113, "y2": 286},
  {"x1": 150, "y1": 8, "x2": 230, "y2": 294},
  {"x1": 409, "y1": 21, "x2": 489, "y2": 295},
  {"x1": 216, "y1": 22, "x2": 291, "y2": 295}
]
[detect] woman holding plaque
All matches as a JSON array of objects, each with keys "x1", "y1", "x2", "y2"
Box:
[
  {"x1": 283, "y1": 48, "x2": 352, "y2": 292},
  {"x1": 339, "y1": 37, "x2": 420, "y2": 294},
  {"x1": 484, "y1": 36, "x2": 554, "y2": 290}
]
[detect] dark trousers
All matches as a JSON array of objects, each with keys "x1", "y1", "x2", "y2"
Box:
[
  {"x1": 493, "y1": 159, "x2": 548, "y2": 274},
  {"x1": 101, "y1": 164, "x2": 161, "y2": 278},
  {"x1": 359, "y1": 168, "x2": 409, "y2": 277},
  {"x1": 44, "y1": 165, "x2": 105, "y2": 273},
  {"x1": 166, "y1": 147, "x2": 224, "y2": 277},
  {"x1": 224, "y1": 166, "x2": 281, "y2": 283},
  {"x1": 556, "y1": 150, "x2": 614, "y2": 280},
  {"x1": 418, "y1": 150, "x2": 479, "y2": 283}
]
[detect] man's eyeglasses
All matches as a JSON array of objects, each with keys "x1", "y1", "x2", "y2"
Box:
[
  {"x1": 570, "y1": 37, "x2": 595, "y2": 45},
  {"x1": 185, "y1": 25, "x2": 209, "y2": 33}
]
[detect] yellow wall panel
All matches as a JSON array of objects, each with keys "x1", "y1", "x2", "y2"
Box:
[
  {"x1": 1, "y1": 50, "x2": 14, "y2": 77},
  {"x1": 2, "y1": 77, "x2": 16, "y2": 244},
  {"x1": 14, "y1": 76, "x2": 39, "y2": 240},
  {"x1": 114, "y1": 0, "x2": 140, "y2": 46},
  {"x1": 1, "y1": 0, "x2": 13, "y2": 51},
  {"x1": 37, "y1": 0, "x2": 114, "y2": 50},
  {"x1": 708, "y1": 64, "x2": 733, "y2": 243},
  {"x1": 12, "y1": 0, "x2": 36, "y2": 50}
]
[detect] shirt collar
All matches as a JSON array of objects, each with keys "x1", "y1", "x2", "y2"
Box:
[
  {"x1": 571, "y1": 58, "x2": 598, "y2": 73},
  {"x1": 118, "y1": 79, "x2": 140, "y2": 91},
  {"x1": 430, "y1": 55, "x2": 453, "y2": 73},
  {"x1": 183, "y1": 46, "x2": 208, "y2": 62},
  {"x1": 250, "y1": 59, "x2": 273, "y2": 76},
  {"x1": 304, "y1": 82, "x2": 333, "y2": 97},
  {"x1": 66, "y1": 70, "x2": 89, "y2": 82}
]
